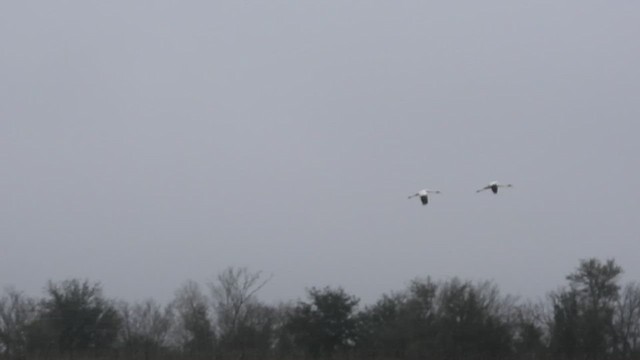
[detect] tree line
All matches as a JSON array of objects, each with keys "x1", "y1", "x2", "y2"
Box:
[{"x1": 1, "y1": 258, "x2": 640, "y2": 360}]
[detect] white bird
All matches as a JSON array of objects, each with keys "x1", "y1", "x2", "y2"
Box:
[
  {"x1": 408, "y1": 189, "x2": 441, "y2": 205},
  {"x1": 476, "y1": 181, "x2": 513, "y2": 194}
]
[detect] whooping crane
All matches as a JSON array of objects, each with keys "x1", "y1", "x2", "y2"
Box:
[
  {"x1": 408, "y1": 189, "x2": 441, "y2": 205},
  {"x1": 476, "y1": 181, "x2": 513, "y2": 194}
]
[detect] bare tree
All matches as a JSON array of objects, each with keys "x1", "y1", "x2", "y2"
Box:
[
  {"x1": 209, "y1": 267, "x2": 272, "y2": 358},
  {"x1": 117, "y1": 299, "x2": 173, "y2": 359},
  {"x1": 209, "y1": 267, "x2": 271, "y2": 336},
  {"x1": 513, "y1": 301, "x2": 548, "y2": 357},
  {"x1": 614, "y1": 282, "x2": 640, "y2": 356},
  {"x1": 0, "y1": 288, "x2": 36, "y2": 358},
  {"x1": 172, "y1": 280, "x2": 214, "y2": 356}
]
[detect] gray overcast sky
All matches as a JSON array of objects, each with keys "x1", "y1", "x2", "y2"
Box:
[{"x1": 2, "y1": 1, "x2": 639, "y2": 305}]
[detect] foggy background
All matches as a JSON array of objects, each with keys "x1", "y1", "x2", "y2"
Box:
[{"x1": 2, "y1": 0, "x2": 639, "y2": 304}]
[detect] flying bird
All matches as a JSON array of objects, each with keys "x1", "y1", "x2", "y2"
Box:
[
  {"x1": 476, "y1": 181, "x2": 513, "y2": 194},
  {"x1": 408, "y1": 189, "x2": 441, "y2": 205}
]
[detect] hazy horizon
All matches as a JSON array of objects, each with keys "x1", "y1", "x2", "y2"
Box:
[{"x1": 2, "y1": 1, "x2": 639, "y2": 306}]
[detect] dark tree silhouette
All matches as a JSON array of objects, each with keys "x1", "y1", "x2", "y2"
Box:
[
  {"x1": 1, "y1": 259, "x2": 638, "y2": 360},
  {"x1": 357, "y1": 292, "x2": 415, "y2": 359},
  {"x1": 432, "y1": 279, "x2": 512, "y2": 359},
  {"x1": 569, "y1": 258, "x2": 622, "y2": 357},
  {"x1": 172, "y1": 280, "x2": 215, "y2": 357},
  {"x1": 0, "y1": 288, "x2": 37, "y2": 359},
  {"x1": 550, "y1": 288, "x2": 581, "y2": 358},
  {"x1": 550, "y1": 258, "x2": 623, "y2": 359},
  {"x1": 614, "y1": 282, "x2": 640, "y2": 357},
  {"x1": 117, "y1": 299, "x2": 173, "y2": 360},
  {"x1": 512, "y1": 302, "x2": 546, "y2": 358},
  {"x1": 287, "y1": 287, "x2": 359, "y2": 358},
  {"x1": 28, "y1": 279, "x2": 120, "y2": 358}
]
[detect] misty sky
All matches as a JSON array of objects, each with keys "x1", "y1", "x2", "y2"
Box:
[{"x1": 2, "y1": 1, "x2": 639, "y2": 305}]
